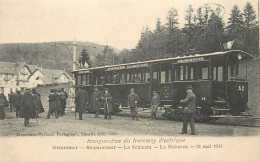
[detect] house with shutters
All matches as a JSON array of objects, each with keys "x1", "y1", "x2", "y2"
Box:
[{"x1": 28, "y1": 68, "x2": 72, "y2": 87}]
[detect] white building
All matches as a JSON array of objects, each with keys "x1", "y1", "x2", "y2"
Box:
[
  {"x1": 28, "y1": 68, "x2": 72, "y2": 87},
  {"x1": 0, "y1": 62, "x2": 20, "y2": 96},
  {"x1": 16, "y1": 64, "x2": 38, "y2": 90},
  {"x1": 0, "y1": 61, "x2": 72, "y2": 96}
]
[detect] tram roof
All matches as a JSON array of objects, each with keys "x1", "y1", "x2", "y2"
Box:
[{"x1": 73, "y1": 50, "x2": 253, "y2": 72}]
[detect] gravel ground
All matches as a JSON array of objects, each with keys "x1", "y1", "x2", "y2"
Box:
[{"x1": 0, "y1": 107, "x2": 259, "y2": 137}]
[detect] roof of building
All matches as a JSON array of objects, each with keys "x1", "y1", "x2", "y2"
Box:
[
  {"x1": 26, "y1": 65, "x2": 38, "y2": 73},
  {"x1": 0, "y1": 61, "x2": 18, "y2": 74}
]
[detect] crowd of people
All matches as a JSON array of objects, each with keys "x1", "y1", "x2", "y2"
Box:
[
  {"x1": 0, "y1": 85, "x2": 196, "y2": 135},
  {"x1": 0, "y1": 88, "x2": 45, "y2": 126}
]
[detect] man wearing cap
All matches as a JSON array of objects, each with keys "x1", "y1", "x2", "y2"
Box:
[
  {"x1": 90, "y1": 87, "x2": 102, "y2": 118},
  {"x1": 13, "y1": 90, "x2": 22, "y2": 118},
  {"x1": 20, "y1": 88, "x2": 36, "y2": 127},
  {"x1": 150, "y1": 91, "x2": 160, "y2": 120},
  {"x1": 179, "y1": 85, "x2": 196, "y2": 135},
  {"x1": 75, "y1": 85, "x2": 88, "y2": 120},
  {"x1": 103, "y1": 88, "x2": 113, "y2": 120},
  {"x1": 127, "y1": 88, "x2": 140, "y2": 120}
]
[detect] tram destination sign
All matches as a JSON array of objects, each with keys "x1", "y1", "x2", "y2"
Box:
[
  {"x1": 107, "y1": 63, "x2": 148, "y2": 71},
  {"x1": 176, "y1": 56, "x2": 207, "y2": 63}
]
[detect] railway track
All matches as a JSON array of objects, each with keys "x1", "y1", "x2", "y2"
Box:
[{"x1": 115, "y1": 108, "x2": 260, "y2": 127}]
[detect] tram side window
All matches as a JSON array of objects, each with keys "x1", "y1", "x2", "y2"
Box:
[
  {"x1": 145, "y1": 72, "x2": 150, "y2": 82},
  {"x1": 218, "y1": 66, "x2": 223, "y2": 81},
  {"x1": 82, "y1": 75, "x2": 86, "y2": 85},
  {"x1": 190, "y1": 66, "x2": 194, "y2": 80},
  {"x1": 168, "y1": 70, "x2": 171, "y2": 82},
  {"x1": 198, "y1": 64, "x2": 209, "y2": 80},
  {"x1": 161, "y1": 71, "x2": 166, "y2": 83},
  {"x1": 134, "y1": 73, "x2": 141, "y2": 82},
  {"x1": 77, "y1": 75, "x2": 82, "y2": 85},
  {"x1": 120, "y1": 72, "x2": 125, "y2": 83},
  {"x1": 180, "y1": 66, "x2": 184, "y2": 80},
  {"x1": 213, "y1": 67, "x2": 217, "y2": 80},
  {"x1": 153, "y1": 71, "x2": 158, "y2": 82}
]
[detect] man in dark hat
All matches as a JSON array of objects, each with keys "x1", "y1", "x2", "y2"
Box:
[
  {"x1": 56, "y1": 89, "x2": 63, "y2": 116},
  {"x1": 150, "y1": 91, "x2": 160, "y2": 120},
  {"x1": 75, "y1": 85, "x2": 88, "y2": 120},
  {"x1": 47, "y1": 89, "x2": 59, "y2": 119},
  {"x1": 127, "y1": 88, "x2": 140, "y2": 120},
  {"x1": 90, "y1": 86, "x2": 102, "y2": 118},
  {"x1": 0, "y1": 93, "x2": 8, "y2": 120},
  {"x1": 13, "y1": 90, "x2": 22, "y2": 118},
  {"x1": 20, "y1": 88, "x2": 36, "y2": 127},
  {"x1": 179, "y1": 85, "x2": 196, "y2": 135},
  {"x1": 32, "y1": 89, "x2": 44, "y2": 118},
  {"x1": 60, "y1": 88, "x2": 68, "y2": 115},
  {"x1": 103, "y1": 88, "x2": 113, "y2": 120}
]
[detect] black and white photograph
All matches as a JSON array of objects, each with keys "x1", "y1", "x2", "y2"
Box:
[{"x1": 0, "y1": 0, "x2": 259, "y2": 161}]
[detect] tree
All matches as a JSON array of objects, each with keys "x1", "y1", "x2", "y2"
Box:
[
  {"x1": 242, "y1": 2, "x2": 257, "y2": 29},
  {"x1": 155, "y1": 18, "x2": 162, "y2": 32},
  {"x1": 241, "y1": 2, "x2": 259, "y2": 56},
  {"x1": 79, "y1": 46, "x2": 92, "y2": 68},
  {"x1": 166, "y1": 8, "x2": 179, "y2": 31}
]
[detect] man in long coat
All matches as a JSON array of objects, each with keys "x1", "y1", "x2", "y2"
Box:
[
  {"x1": 8, "y1": 91, "x2": 14, "y2": 112},
  {"x1": 75, "y1": 86, "x2": 88, "y2": 120},
  {"x1": 150, "y1": 91, "x2": 160, "y2": 120},
  {"x1": 91, "y1": 87, "x2": 102, "y2": 118},
  {"x1": 127, "y1": 88, "x2": 140, "y2": 120},
  {"x1": 13, "y1": 90, "x2": 22, "y2": 118},
  {"x1": 47, "y1": 89, "x2": 59, "y2": 119},
  {"x1": 56, "y1": 89, "x2": 63, "y2": 116},
  {"x1": 179, "y1": 85, "x2": 196, "y2": 135},
  {"x1": 0, "y1": 93, "x2": 8, "y2": 120},
  {"x1": 103, "y1": 88, "x2": 113, "y2": 120},
  {"x1": 32, "y1": 89, "x2": 44, "y2": 117},
  {"x1": 20, "y1": 89, "x2": 36, "y2": 127},
  {"x1": 60, "y1": 88, "x2": 68, "y2": 115}
]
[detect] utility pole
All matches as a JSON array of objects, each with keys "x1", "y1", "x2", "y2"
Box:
[{"x1": 73, "y1": 39, "x2": 77, "y2": 86}]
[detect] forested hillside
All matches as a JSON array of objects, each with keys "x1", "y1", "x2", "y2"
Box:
[
  {"x1": 0, "y1": 41, "x2": 115, "y2": 71},
  {"x1": 119, "y1": 2, "x2": 258, "y2": 63}
]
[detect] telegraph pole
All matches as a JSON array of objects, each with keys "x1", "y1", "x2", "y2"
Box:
[{"x1": 73, "y1": 39, "x2": 77, "y2": 86}]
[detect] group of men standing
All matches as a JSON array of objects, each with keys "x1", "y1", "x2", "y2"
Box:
[
  {"x1": 0, "y1": 88, "x2": 44, "y2": 127},
  {"x1": 75, "y1": 86, "x2": 113, "y2": 120},
  {"x1": 47, "y1": 88, "x2": 68, "y2": 119},
  {"x1": 74, "y1": 86, "x2": 162, "y2": 122}
]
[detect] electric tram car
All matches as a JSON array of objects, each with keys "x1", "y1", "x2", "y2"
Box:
[{"x1": 72, "y1": 50, "x2": 253, "y2": 120}]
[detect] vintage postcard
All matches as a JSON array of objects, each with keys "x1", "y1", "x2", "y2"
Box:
[{"x1": 0, "y1": 0, "x2": 259, "y2": 161}]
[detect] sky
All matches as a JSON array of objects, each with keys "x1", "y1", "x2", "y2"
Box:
[{"x1": 0, "y1": 0, "x2": 258, "y2": 50}]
